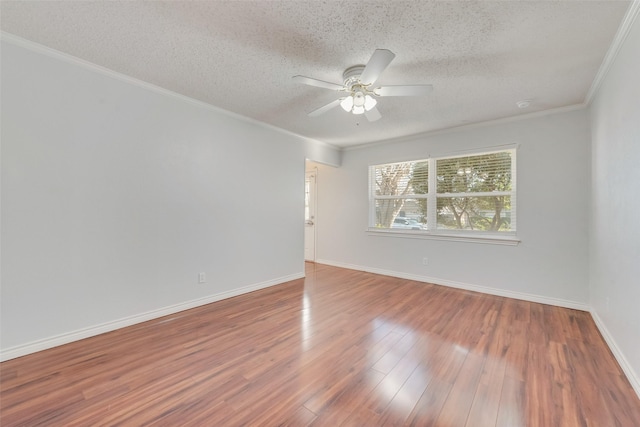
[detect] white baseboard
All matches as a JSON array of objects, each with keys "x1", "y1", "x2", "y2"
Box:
[
  {"x1": 590, "y1": 310, "x2": 640, "y2": 399},
  {"x1": 0, "y1": 272, "x2": 304, "y2": 362},
  {"x1": 315, "y1": 259, "x2": 589, "y2": 311}
]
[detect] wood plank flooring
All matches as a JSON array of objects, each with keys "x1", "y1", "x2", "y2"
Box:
[{"x1": 1, "y1": 263, "x2": 639, "y2": 426}]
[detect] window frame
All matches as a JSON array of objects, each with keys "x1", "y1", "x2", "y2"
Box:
[{"x1": 367, "y1": 146, "x2": 519, "y2": 245}]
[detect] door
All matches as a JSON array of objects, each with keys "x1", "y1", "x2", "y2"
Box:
[{"x1": 304, "y1": 170, "x2": 316, "y2": 261}]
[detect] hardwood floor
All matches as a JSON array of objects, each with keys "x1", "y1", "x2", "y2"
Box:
[{"x1": 1, "y1": 263, "x2": 639, "y2": 426}]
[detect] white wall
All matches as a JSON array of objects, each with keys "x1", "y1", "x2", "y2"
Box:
[
  {"x1": 589, "y1": 12, "x2": 640, "y2": 394},
  {"x1": 0, "y1": 37, "x2": 340, "y2": 359},
  {"x1": 315, "y1": 109, "x2": 591, "y2": 308}
]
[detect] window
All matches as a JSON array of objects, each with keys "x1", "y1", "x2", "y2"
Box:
[{"x1": 369, "y1": 148, "x2": 516, "y2": 238}]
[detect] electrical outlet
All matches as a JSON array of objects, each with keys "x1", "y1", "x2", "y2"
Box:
[
  {"x1": 198, "y1": 272, "x2": 206, "y2": 284},
  {"x1": 422, "y1": 257, "x2": 429, "y2": 266}
]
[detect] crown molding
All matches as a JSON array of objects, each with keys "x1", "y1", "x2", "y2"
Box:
[
  {"x1": 585, "y1": 0, "x2": 640, "y2": 104},
  {"x1": 343, "y1": 104, "x2": 586, "y2": 152},
  {"x1": 0, "y1": 31, "x2": 338, "y2": 151}
]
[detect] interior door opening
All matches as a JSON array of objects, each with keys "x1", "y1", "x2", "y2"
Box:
[{"x1": 304, "y1": 168, "x2": 317, "y2": 262}]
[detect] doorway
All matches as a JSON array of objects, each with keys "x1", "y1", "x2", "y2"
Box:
[{"x1": 304, "y1": 169, "x2": 317, "y2": 261}]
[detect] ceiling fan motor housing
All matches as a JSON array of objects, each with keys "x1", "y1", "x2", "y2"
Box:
[{"x1": 343, "y1": 65, "x2": 367, "y2": 89}]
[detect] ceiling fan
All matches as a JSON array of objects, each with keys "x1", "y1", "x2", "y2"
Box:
[{"x1": 293, "y1": 49, "x2": 433, "y2": 122}]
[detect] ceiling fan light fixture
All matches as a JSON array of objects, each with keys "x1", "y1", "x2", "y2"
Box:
[
  {"x1": 341, "y1": 91, "x2": 376, "y2": 115},
  {"x1": 364, "y1": 95, "x2": 377, "y2": 111},
  {"x1": 353, "y1": 91, "x2": 366, "y2": 107},
  {"x1": 340, "y1": 96, "x2": 354, "y2": 112}
]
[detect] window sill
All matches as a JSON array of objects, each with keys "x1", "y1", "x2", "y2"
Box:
[{"x1": 366, "y1": 229, "x2": 520, "y2": 246}]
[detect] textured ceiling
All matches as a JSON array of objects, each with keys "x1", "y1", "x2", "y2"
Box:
[{"x1": 0, "y1": 1, "x2": 631, "y2": 148}]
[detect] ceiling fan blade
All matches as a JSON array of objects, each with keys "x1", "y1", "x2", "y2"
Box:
[
  {"x1": 293, "y1": 75, "x2": 345, "y2": 91},
  {"x1": 359, "y1": 49, "x2": 396, "y2": 85},
  {"x1": 308, "y1": 99, "x2": 342, "y2": 117},
  {"x1": 364, "y1": 106, "x2": 382, "y2": 122},
  {"x1": 375, "y1": 85, "x2": 433, "y2": 97}
]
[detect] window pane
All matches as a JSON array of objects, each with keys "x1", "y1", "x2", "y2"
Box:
[
  {"x1": 374, "y1": 160, "x2": 428, "y2": 196},
  {"x1": 374, "y1": 198, "x2": 427, "y2": 229},
  {"x1": 412, "y1": 161, "x2": 429, "y2": 195},
  {"x1": 436, "y1": 196, "x2": 512, "y2": 231},
  {"x1": 436, "y1": 152, "x2": 512, "y2": 194},
  {"x1": 369, "y1": 149, "x2": 515, "y2": 235}
]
